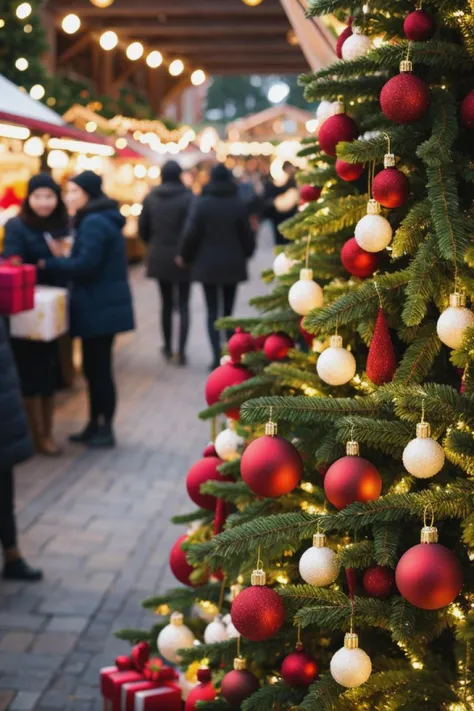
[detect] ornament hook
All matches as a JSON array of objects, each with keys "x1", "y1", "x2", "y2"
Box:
[
  {"x1": 373, "y1": 280, "x2": 383, "y2": 308},
  {"x1": 256, "y1": 545, "x2": 263, "y2": 571},
  {"x1": 423, "y1": 503, "x2": 435, "y2": 529},
  {"x1": 305, "y1": 233, "x2": 311, "y2": 270},
  {"x1": 218, "y1": 575, "x2": 227, "y2": 611},
  {"x1": 383, "y1": 132, "x2": 391, "y2": 155},
  {"x1": 296, "y1": 623, "x2": 302, "y2": 648},
  {"x1": 421, "y1": 397, "x2": 426, "y2": 423},
  {"x1": 236, "y1": 633, "x2": 242, "y2": 659}
]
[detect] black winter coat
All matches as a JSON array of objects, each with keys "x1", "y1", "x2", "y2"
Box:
[
  {"x1": 139, "y1": 182, "x2": 193, "y2": 283},
  {"x1": 180, "y1": 182, "x2": 254, "y2": 286},
  {"x1": 0, "y1": 317, "x2": 34, "y2": 470},
  {"x1": 43, "y1": 197, "x2": 135, "y2": 339}
]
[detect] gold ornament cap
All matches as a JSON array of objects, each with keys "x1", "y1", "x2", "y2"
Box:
[
  {"x1": 400, "y1": 59, "x2": 413, "y2": 73},
  {"x1": 230, "y1": 583, "x2": 243, "y2": 601},
  {"x1": 416, "y1": 421, "x2": 431, "y2": 438},
  {"x1": 170, "y1": 611, "x2": 184, "y2": 626},
  {"x1": 234, "y1": 657, "x2": 247, "y2": 671},
  {"x1": 367, "y1": 199, "x2": 381, "y2": 215},
  {"x1": 449, "y1": 292, "x2": 466, "y2": 308},
  {"x1": 300, "y1": 268, "x2": 314, "y2": 281},
  {"x1": 313, "y1": 532, "x2": 327, "y2": 548},
  {"x1": 251, "y1": 568, "x2": 267, "y2": 586},
  {"x1": 420, "y1": 525, "x2": 438, "y2": 544},
  {"x1": 329, "y1": 334, "x2": 343, "y2": 349},
  {"x1": 265, "y1": 420, "x2": 278, "y2": 436},
  {"x1": 334, "y1": 99, "x2": 345, "y2": 115},
  {"x1": 346, "y1": 440, "x2": 360, "y2": 456},
  {"x1": 344, "y1": 632, "x2": 359, "y2": 649},
  {"x1": 384, "y1": 153, "x2": 396, "y2": 168}
]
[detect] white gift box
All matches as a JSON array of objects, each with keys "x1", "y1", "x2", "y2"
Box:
[{"x1": 10, "y1": 285, "x2": 68, "y2": 342}]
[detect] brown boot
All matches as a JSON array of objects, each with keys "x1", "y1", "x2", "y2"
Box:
[{"x1": 40, "y1": 395, "x2": 61, "y2": 457}]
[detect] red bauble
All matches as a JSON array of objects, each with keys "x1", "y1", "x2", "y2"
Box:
[
  {"x1": 281, "y1": 648, "x2": 319, "y2": 687},
  {"x1": 300, "y1": 184, "x2": 321, "y2": 203},
  {"x1": 241, "y1": 435, "x2": 303, "y2": 497},
  {"x1": 263, "y1": 332, "x2": 294, "y2": 361},
  {"x1": 186, "y1": 456, "x2": 225, "y2": 511},
  {"x1": 202, "y1": 442, "x2": 217, "y2": 457},
  {"x1": 324, "y1": 454, "x2": 382, "y2": 509},
  {"x1": 253, "y1": 334, "x2": 268, "y2": 350},
  {"x1": 396, "y1": 543, "x2": 463, "y2": 610},
  {"x1": 460, "y1": 90, "x2": 474, "y2": 129},
  {"x1": 221, "y1": 669, "x2": 260, "y2": 708},
  {"x1": 318, "y1": 114, "x2": 359, "y2": 156},
  {"x1": 341, "y1": 238, "x2": 381, "y2": 278},
  {"x1": 404, "y1": 9, "x2": 436, "y2": 41},
  {"x1": 299, "y1": 319, "x2": 314, "y2": 347},
  {"x1": 205, "y1": 363, "x2": 252, "y2": 417},
  {"x1": 231, "y1": 585, "x2": 285, "y2": 641},
  {"x1": 336, "y1": 25, "x2": 352, "y2": 58},
  {"x1": 169, "y1": 534, "x2": 205, "y2": 587},
  {"x1": 372, "y1": 167, "x2": 409, "y2": 208},
  {"x1": 185, "y1": 669, "x2": 216, "y2": 711},
  {"x1": 363, "y1": 566, "x2": 396, "y2": 599},
  {"x1": 380, "y1": 73, "x2": 430, "y2": 124},
  {"x1": 335, "y1": 159, "x2": 364, "y2": 182},
  {"x1": 228, "y1": 329, "x2": 255, "y2": 363},
  {"x1": 366, "y1": 308, "x2": 397, "y2": 384}
]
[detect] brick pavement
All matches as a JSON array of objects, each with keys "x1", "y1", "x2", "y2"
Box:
[{"x1": 0, "y1": 230, "x2": 272, "y2": 711}]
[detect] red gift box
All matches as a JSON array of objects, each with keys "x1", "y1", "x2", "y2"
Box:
[
  {"x1": 100, "y1": 667, "x2": 144, "y2": 711},
  {"x1": 122, "y1": 660, "x2": 181, "y2": 711},
  {"x1": 0, "y1": 265, "x2": 24, "y2": 315},
  {"x1": 122, "y1": 681, "x2": 156, "y2": 711},
  {"x1": 134, "y1": 687, "x2": 181, "y2": 711},
  {"x1": 22, "y1": 264, "x2": 36, "y2": 311}
]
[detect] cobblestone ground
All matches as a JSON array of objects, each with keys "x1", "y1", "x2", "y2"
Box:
[{"x1": 0, "y1": 231, "x2": 272, "y2": 711}]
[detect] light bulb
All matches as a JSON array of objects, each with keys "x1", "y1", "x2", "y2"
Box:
[
  {"x1": 24, "y1": 137, "x2": 44, "y2": 157},
  {"x1": 90, "y1": 0, "x2": 115, "y2": 7},
  {"x1": 99, "y1": 30, "x2": 118, "y2": 51},
  {"x1": 15, "y1": 57, "x2": 29, "y2": 71},
  {"x1": 16, "y1": 3, "x2": 32, "y2": 19},
  {"x1": 62, "y1": 14, "x2": 81, "y2": 34},
  {"x1": 169, "y1": 59, "x2": 184, "y2": 76},
  {"x1": 126, "y1": 41, "x2": 144, "y2": 61},
  {"x1": 191, "y1": 69, "x2": 206, "y2": 86},
  {"x1": 146, "y1": 50, "x2": 163, "y2": 68},
  {"x1": 242, "y1": 0, "x2": 264, "y2": 5},
  {"x1": 30, "y1": 84, "x2": 45, "y2": 100},
  {"x1": 85, "y1": 121, "x2": 97, "y2": 133}
]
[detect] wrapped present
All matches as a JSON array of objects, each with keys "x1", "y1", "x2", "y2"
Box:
[
  {"x1": 10, "y1": 285, "x2": 68, "y2": 341},
  {"x1": 22, "y1": 264, "x2": 36, "y2": 310},
  {"x1": 0, "y1": 264, "x2": 24, "y2": 315},
  {"x1": 122, "y1": 659, "x2": 180, "y2": 711},
  {"x1": 100, "y1": 643, "x2": 152, "y2": 711},
  {"x1": 134, "y1": 687, "x2": 181, "y2": 711}
]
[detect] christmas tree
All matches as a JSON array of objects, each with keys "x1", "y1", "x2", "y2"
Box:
[{"x1": 117, "y1": 2, "x2": 474, "y2": 710}]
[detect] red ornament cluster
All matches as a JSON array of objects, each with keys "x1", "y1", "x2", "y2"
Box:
[
  {"x1": 221, "y1": 666, "x2": 260, "y2": 708},
  {"x1": 185, "y1": 668, "x2": 216, "y2": 711},
  {"x1": 241, "y1": 434, "x2": 303, "y2": 498},
  {"x1": 205, "y1": 362, "x2": 252, "y2": 419},
  {"x1": 336, "y1": 159, "x2": 364, "y2": 182},
  {"x1": 281, "y1": 647, "x2": 319, "y2": 687},
  {"x1": 186, "y1": 456, "x2": 226, "y2": 511},
  {"x1": 372, "y1": 167, "x2": 409, "y2": 208},
  {"x1": 318, "y1": 113, "x2": 359, "y2": 156},
  {"x1": 363, "y1": 566, "x2": 396, "y2": 599},
  {"x1": 263, "y1": 332, "x2": 294, "y2": 361},
  {"x1": 404, "y1": 9, "x2": 436, "y2": 41},
  {"x1": 300, "y1": 184, "x2": 321, "y2": 203},
  {"x1": 228, "y1": 329, "x2": 255, "y2": 363},
  {"x1": 380, "y1": 71, "x2": 430, "y2": 125},
  {"x1": 324, "y1": 450, "x2": 382, "y2": 510},
  {"x1": 169, "y1": 534, "x2": 207, "y2": 587},
  {"x1": 341, "y1": 238, "x2": 381, "y2": 278},
  {"x1": 231, "y1": 583, "x2": 286, "y2": 641}
]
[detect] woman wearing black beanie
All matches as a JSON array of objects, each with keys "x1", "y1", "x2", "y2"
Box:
[{"x1": 3, "y1": 172, "x2": 69, "y2": 456}]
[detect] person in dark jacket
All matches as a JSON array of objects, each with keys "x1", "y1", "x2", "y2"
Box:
[
  {"x1": 178, "y1": 164, "x2": 254, "y2": 369},
  {"x1": 4, "y1": 173, "x2": 70, "y2": 457},
  {"x1": 139, "y1": 161, "x2": 193, "y2": 365},
  {"x1": 0, "y1": 317, "x2": 42, "y2": 580},
  {"x1": 41, "y1": 171, "x2": 135, "y2": 448},
  {"x1": 263, "y1": 161, "x2": 299, "y2": 245}
]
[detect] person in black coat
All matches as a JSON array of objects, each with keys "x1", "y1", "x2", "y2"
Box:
[
  {"x1": 0, "y1": 317, "x2": 42, "y2": 580},
  {"x1": 178, "y1": 164, "x2": 254, "y2": 368},
  {"x1": 4, "y1": 174, "x2": 70, "y2": 456},
  {"x1": 41, "y1": 171, "x2": 135, "y2": 448},
  {"x1": 139, "y1": 161, "x2": 193, "y2": 365}
]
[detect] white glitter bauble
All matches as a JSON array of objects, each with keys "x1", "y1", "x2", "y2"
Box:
[
  {"x1": 316, "y1": 100, "x2": 338, "y2": 122},
  {"x1": 330, "y1": 634, "x2": 372, "y2": 688},
  {"x1": 342, "y1": 32, "x2": 373, "y2": 61},
  {"x1": 273, "y1": 252, "x2": 295, "y2": 277},
  {"x1": 288, "y1": 268, "x2": 324, "y2": 316},
  {"x1": 317, "y1": 335, "x2": 356, "y2": 386},
  {"x1": 355, "y1": 214, "x2": 392, "y2": 253},
  {"x1": 157, "y1": 612, "x2": 195, "y2": 664},
  {"x1": 226, "y1": 621, "x2": 240, "y2": 639},
  {"x1": 299, "y1": 533, "x2": 339, "y2": 586},
  {"x1": 204, "y1": 616, "x2": 229, "y2": 644},
  {"x1": 402, "y1": 422, "x2": 445, "y2": 479},
  {"x1": 215, "y1": 427, "x2": 243, "y2": 462},
  {"x1": 436, "y1": 294, "x2": 474, "y2": 349}
]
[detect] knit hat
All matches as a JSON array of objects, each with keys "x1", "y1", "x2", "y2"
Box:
[
  {"x1": 211, "y1": 163, "x2": 233, "y2": 183},
  {"x1": 28, "y1": 173, "x2": 61, "y2": 197},
  {"x1": 161, "y1": 160, "x2": 182, "y2": 183},
  {"x1": 70, "y1": 170, "x2": 103, "y2": 199}
]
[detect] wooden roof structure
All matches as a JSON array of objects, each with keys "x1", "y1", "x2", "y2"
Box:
[
  {"x1": 227, "y1": 104, "x2": 314, "y2": 141},
  {"x1": 42, "y1": 0, "x2": 335, "y2": 114}
]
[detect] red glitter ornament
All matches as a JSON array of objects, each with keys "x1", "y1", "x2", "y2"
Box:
[
  {"x1": 299, "y1": 319, "x2": 314, "y2": 347},
  {"x1": 300, "y1": 184, "x2": 321, "y2": 203},
  {"x1": 231, "y1": 573, "x2": 286, "y2": 641},
  {"x1": 186, "y1": 456, "x2": 225, "y2": 511},
  {"x1": 380, "y1": 71, "x2": 430, "y2": 124},
  {"x1": 185, "y1": 668, "x2": 216, "y2": 711},
  {"x1": 324, "y1": 442, "x2": 382, "y2": 510},
  {"x1": 335, "y1": 159, "x2": 364, "y2": 182},
  {"x1": 395, "y1": 526, "x2": 463, "y2": 610},
  {"x1": 221, "y1": 660, "x2": 260, "y2": 708},
  {"x1": 372, "y1": 167, "x2": 409, "y2": 208},
  {"x1": 205, "y1": 363, "x2": 252, "y2": 418},
  {"x1": 336, "y1": 24, "x2": 353, "y2": 59},
  {"x1": 241, "y1": 431, "x2": 303, "y2": 498},
  {"x1": 228, "y1": 329, "x2": 255, "y2": 363},
  {"x1": 281, "y1": 647, "x2": 319, "y2": 687},
  {"x1": 366, "y1": 308, "x2": 397, "y2": 384},
  {"x1": 404, "y1": 9, "x2": 436, "y2": 41},
  {"x1": 318, "y1": 114, "x2": 359, "y2": 156},
  {"x1": 202, "y1": 442, "x2": 217, "y2": 457},
  {"x1": 253, "y1": 334, "x2": 268, "y2": 350},
  {"x1": 341, "y1": 238, "x2": 381, "y2": 278},
  {"x1": 363, "y1": 566, "x2": 396, "y2": 599},
  {"x1": 169, "y1": 534, "x2": 206, "y2": 587},
  {"x1": 460, "y1": 90, "x2": 474, "y2": 129},
  {"x1": 263, "y1": 332, "x2": 294, "y2": 361}
]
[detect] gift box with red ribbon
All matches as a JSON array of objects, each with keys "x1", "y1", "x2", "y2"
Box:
[
  {"x1": 0, "y1": 257, "x2": 36, "y2": 315},
  {"x1": 134, "y1": 687, "x2": 181, "y2": 711},
  {"x1": 100, "y1": 642, "x2": 153, "y2": 711},
  {"x1": 121, "y1": 659, "x2": 180, "y2": 711},
  {"x1": 22, "y1": 264, "x2": 36, "y2": 310}
]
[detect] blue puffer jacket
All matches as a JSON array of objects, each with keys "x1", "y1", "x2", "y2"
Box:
[
  {"x1": 44, "y1": 197, "x2": 135, "y2": 339},
  {"x1": 0, "y1": 317, "x2": 34, "y2": 470}
]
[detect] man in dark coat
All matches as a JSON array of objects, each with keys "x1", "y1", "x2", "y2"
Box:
[
  {"x1": 0, "y1": 318, "x2": 42, "y2": 580},
  {"x1": 139, "y1": 161, "x2": 193, "y2": 364},
  {"x1": 178, "y1": 164, "x2": 254, "y2": 368}
]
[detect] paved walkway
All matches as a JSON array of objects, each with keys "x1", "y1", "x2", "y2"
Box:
[{"x1": 0, "y1": 231, "x2": 272, "y2": 711}]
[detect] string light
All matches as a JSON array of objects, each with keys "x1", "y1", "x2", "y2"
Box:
[
  {"x1": 146, "y1": 50, "x2": 163, "y2": 68},
  {"x1": 0, "y1": 19, "x2": 5, "y2": 28},
  {"x1": 115, "y1": 137, "x2": 127, "y2": 149},
  {"x1": 169, "y1": 59, "x2": 184, "y2": 76},
  {"x1": 16, "y1": 3, "x2": 32, "y2": 19},
  {"x1": 90, "y1": 0, "x2": 115, "y2": 7},
  {"x1": 85, "y1": 121, "x2": 97, "y2": 133},
  {"x1": 23, "y1": 23, "x2": 32, "y2": 32},
  {"x1": 242, "y1": 0, "x2": 264, "y2": 5},
  {"x1": 30, "y1": 84, "x2": 45, "y2": 100},
  {"x1": 15, "y1": 57, "x2": 28, "y2": 71},
  {"x1": 99, "y1": 30, "x2": 118, "y2": 51},
  {"x1": 62, "y1": 13, "x2": 81, "y2": 34},
  {"x1": 126, "y1": 41, "x2": 144, "y2": 61},
  {"x1": 191, "y1": 69, "x2": 206, "y2": 86}
]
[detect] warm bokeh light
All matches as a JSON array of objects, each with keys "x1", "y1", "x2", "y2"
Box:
[
  {"x1": 23, "y1": 137, "x2": 45, "y2": 157},
  {"x1": 126, "y1": 42, "x2": 144, "y2": 61},
  {"x1": 86, "y1": 121, "x2": 97, "y2": 133},
  {"x1": 16, "y1": 3, "x2": 32, "y2": 19},
  {"x1": 90, "y1": 0, "x2": 115, "y2": 7},
  {"x1": 242, "y1": 0, "x2": 264, "y2": 5},
  {"x1": 146, "y1": 50, "x2": 163, "y2": 68},
  {"x1": 99, "y1": 30, "x2": 118, "y2": 51},
  {"x1": 62, "y1": 14, "x2": 81, "y2": 34},
  {"x1": 191, "y1": 69, "x2": 206, "y2": 86},
  {"x1": 30, "y1": 84, "x2": 45, "y2": 100},
  {"x1": 115, "y1": 137, "x2": 128, "y2": 149},
  {"x1": 169, "y1": 59, "x2": 184, "y2": 76},
  {"x1": 15, "y1": 57, "x2": 29, "y2": 71}
]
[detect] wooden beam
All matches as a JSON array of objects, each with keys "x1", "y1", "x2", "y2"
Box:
[
  {"x1": 130, "y1": 41, "x2": 301, "y2": 54},
  {"x1": 111, "y1": 62, "x2": 140, "y2": 92},
  {"x1": 57, "y1": 32, "x2": 91, "y2": 65},
  {"x1": 95, "y1": 23, "x2": 289, "y2": 37},
  {"x1": 52, "y1": 0, "x2": 286, "y2": 18}
]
